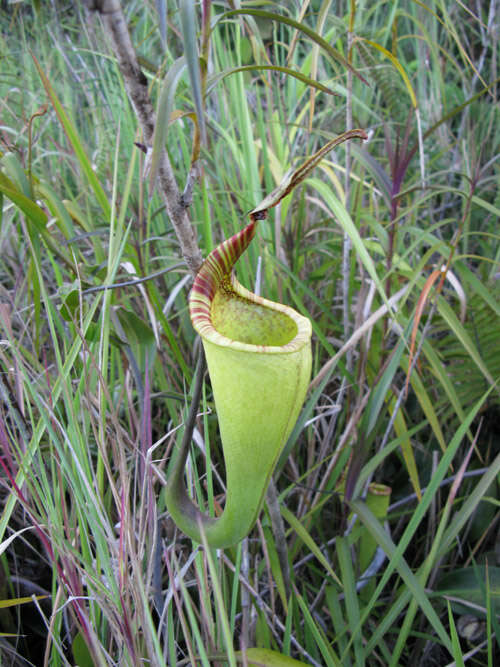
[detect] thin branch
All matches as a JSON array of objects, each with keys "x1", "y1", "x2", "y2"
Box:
[
  {"x1": 82, "y1": 263, "x2": 185, "y2": 294},
  {"x1": 82, "y1": 0, "x2": 203, "y2": 274}
]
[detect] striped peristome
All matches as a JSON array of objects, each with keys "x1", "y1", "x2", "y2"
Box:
[
  {"x1": 189, "y1": 219, "x2": 311, "y2": 353},
  {"x1": 189, "y1": 219, "x2": 256, "y2": 337}
]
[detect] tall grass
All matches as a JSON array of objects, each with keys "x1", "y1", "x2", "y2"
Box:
[{"x1": 0, "y1": 1, "x2": 499, "y2": 665}]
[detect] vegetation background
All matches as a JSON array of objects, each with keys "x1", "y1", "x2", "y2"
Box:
[{"x1": 0, "y1": 0, "x2": 499, "y2": 665}]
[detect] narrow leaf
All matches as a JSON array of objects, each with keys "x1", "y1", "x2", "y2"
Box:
[
  {"x1": 437, "y1": 297, "x2": 499, "y2": 398},
  {"x1": 155, "y1": 0, "x2": 167, "y2": 49},
  {"x1": 405, "y1": 268, "x2": 441, "y2": 396},
  {"x1": 0, "y1": 526, "x2": 36, "y2": 557},
  {"x1": 0, "y1": 595, "x2": 48, "y2": 609},
  {"x1": 236, "y1": 647, "x2": 310, "y2": 666},
  {"x1": 179, "y1": 0, "x2": 206, "y2": 143},
  {"x1": 294, "y1": 588, "x2": 341, "y2": 666},
  {"x1": 447, "y1": 602, "x2": 466, "y2": 667},
  {"x1": 351, "y1": 500, "x2": 452, "y2": 653},
  {"x1": 281, "y1": 505, "x2": 341, "y2": 586},
  {"x1": 207, "y1": 64, "x2": 338, "y2": 97},
  {"x1": 307, "y1": 178, "x2": 392, "y2": 314},
  {"x1": 219, "y1": 9, "x2": 368, "y2": 85},
  {"x1": 337, "y1": 537, "x2": 365, "y2": 665},
  {"x1": 32, "y1": 54, "x2": 110, "y2": 219},
  {"x1": 359, "y1": 38, "x2": 417, "y2": 108},
  {"x1": 362, "y1": 387, "x2": 494, "y2": 655},
  {"x1": 149, "y1": 57, "x2": 187, "y2": 193},
  {"x1": 0, "y1": 172, "x2": 47, "y2": 231}
]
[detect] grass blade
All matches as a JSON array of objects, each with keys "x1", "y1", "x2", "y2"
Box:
[{"x1": 179, "y1": 0, "x2": 206, "y2": 143}]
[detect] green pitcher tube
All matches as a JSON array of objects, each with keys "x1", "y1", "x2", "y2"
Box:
[{"x1": 165, "y1": 219, "x2": 312, "y2": 548}]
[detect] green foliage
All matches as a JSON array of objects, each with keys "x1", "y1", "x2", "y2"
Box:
[{"x1": 0, "y1": 0, "x2": 498, "y2": 665}]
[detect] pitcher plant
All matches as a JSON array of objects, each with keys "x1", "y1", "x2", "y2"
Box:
[{"x1": 166, "y1": 130, "x2": 367, "y2": 548}]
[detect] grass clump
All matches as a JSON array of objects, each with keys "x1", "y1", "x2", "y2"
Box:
[{"x1": 0, "y1": 1, "x2": 499, "y2": 665}]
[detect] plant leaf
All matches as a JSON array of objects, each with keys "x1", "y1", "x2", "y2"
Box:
[
  {"x1": 0, "y1": 595, "x2": 48, "y2": 609},
  {"x1": 281, "y1": 505, "x2": 341, "y2": 587},
  {"x1": 0, "y1": 171, "x2": 47, "y2": 232},
  {"x1": 237, "y1": 647, "x2": 310, "y2": 665},
  {"x1": 179, "y1": 0, "x2": 206, "y2": 143},
  {"x1": 218, "y1": 9, "x2": 368, "y2": 85},
  {"x1": 351, "y1": 500, "x2": 452, "y2": 653},
  {"x1": 149, "y1": 56, "x2": 187, "y2": 194},
  {"x1": 32, "y1": 55, "x2": 110, "y2": 220},
  {"x1": 155, "y1": 0, "x2": 167, "y2": 49},
  {"x1": 206, "y1": 64, "x2": 337, "y2": 97},
  {"x1": 436, "y1": 566, "x2": 500, "y2": 616},
  {"x1": 359, "y1": 38, "x2": 417, "y2": 108}
]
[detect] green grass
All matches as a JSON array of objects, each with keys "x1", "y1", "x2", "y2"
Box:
[{"x1": 0, "y1": 0, "x2": 499, "y2": 664}]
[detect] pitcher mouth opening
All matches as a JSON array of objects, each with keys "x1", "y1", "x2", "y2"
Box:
[
  {"x1": 189, "y1": 220, "x2": 311, "y2": 354},
  {"x1": 207, "y1": 274, "x2": 311, "y2": 353}
]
